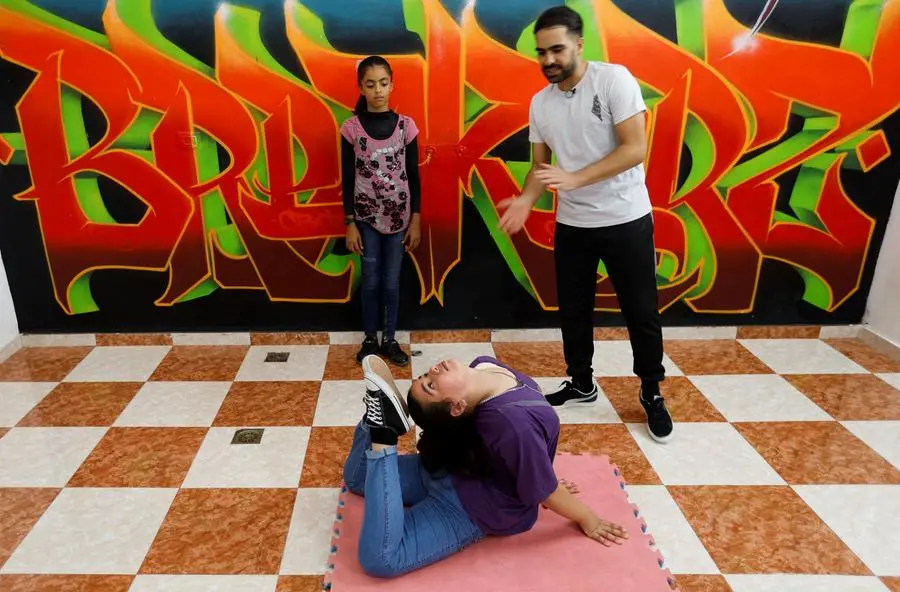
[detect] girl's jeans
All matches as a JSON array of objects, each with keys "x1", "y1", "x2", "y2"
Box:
[
  {"x1": 358, "y1": 222, "x2": 404, "y2": 339},
  {"x1": 342, "y1": 421, "x2": 484, "y2": 578}
]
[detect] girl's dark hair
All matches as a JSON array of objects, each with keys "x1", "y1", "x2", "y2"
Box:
[
  {"x1": 407, "y1": 391, "x2": 493, "y2": 479},
  {"x1": 354, "y1": 55, "x2": 393, "y2": 115},
  {"x1": 534, "y1": 5, "x2": 584, "y2": 37}
]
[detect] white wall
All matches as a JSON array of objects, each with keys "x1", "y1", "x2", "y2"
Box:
[
  {"x1": 0, "y1": 249, "x2": 19, "y2": 349},
  {"x1": 864, "y1": 182, "x2": 900, "y2": 345}
]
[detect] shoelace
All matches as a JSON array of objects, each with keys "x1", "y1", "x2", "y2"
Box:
[{"x1": 364, "y1": 395, "x2": 384, "y2": 425}]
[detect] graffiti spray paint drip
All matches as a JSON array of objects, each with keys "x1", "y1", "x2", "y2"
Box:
[{"x1": 727, "y1": 0, "x2": 780, "y2": 56}]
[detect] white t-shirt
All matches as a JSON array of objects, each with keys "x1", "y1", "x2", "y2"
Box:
[{"x1": 528, "y1": 61, "x2": 652, "y2": 228}]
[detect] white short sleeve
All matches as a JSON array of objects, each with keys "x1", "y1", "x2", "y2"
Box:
[
  {"x1": 607, "y1": 66, "x2": 646, "y2": 125},
  {"x1": 528, "y1": 97, "x2": 545, "y2": 144}
]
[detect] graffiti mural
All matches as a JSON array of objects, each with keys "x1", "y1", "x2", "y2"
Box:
[{"x1": 0, "y1": 0, "x2": 898, "y2": 332}]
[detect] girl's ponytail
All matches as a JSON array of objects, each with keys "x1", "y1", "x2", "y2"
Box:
[{"x1": 353, "y1": 94, "x2": 368, "y2": 116}]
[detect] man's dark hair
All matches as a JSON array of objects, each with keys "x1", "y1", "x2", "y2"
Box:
[{"x1": 533, "y1": 5, "x2": 584, "y2": 38}]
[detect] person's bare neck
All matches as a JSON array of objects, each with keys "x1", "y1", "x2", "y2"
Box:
[
  {"x1": 466, "y1": 365, "x2": 518, "y2": 406},
  {"x1": 557, "y1": 60, "x2": 588, "y2": 92}
]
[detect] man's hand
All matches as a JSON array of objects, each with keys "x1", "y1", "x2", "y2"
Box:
[
  {"x1": 497, "y1": 196, "x2": 533, "y2": 235},
  {"x1": 579, "y1": 515, "x2": 628, "y2": 546},
  {"x1": 404, "y1": 215, "x2": 421, "y2": 251},
  {"x1": 533, "y1": 163, "x2": 581, "y2": 192}
]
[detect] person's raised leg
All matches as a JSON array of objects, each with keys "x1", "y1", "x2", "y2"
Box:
[
  {"x1": 358, "y1": 448, "x2": 483, "y2": 578},
  {"x1": 358, "y1": 223, "x2": 383, "y2": 363},
  {"x1": 342, "y1": 419, "x2": 428, "y2": 505},
  {"x1": 379, "y1": 230, "x2": 409, "y2": 366},
  {"x1": 547, "y1": 222, "x2": 601, "y2": 406},
  {"x1": 599, "y1": 213, "x2": 672, "y2": 442}
]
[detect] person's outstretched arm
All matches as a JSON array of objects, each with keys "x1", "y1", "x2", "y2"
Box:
[{"x1": 542, "y1": 482, "x2": 629, "y2": 546}]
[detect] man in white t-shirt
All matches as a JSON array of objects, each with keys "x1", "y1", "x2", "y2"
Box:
[{"x1": 499, "y1": 5, "x2": 673, "y2": 443}]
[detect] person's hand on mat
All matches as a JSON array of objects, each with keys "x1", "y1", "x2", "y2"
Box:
[
  {"x1": 345, "y1": 222, "x2": 363, "y2": 255},
  {"x1": 559, "y1": 478, "x2": 580, "y2": 495},
  {"x1": 579, "y1": 515, "x2": 628, "y2": 547},
  {"x1": 497, "y1": 196, "x2": 532, "y2": 235},
  {"x1": 533, "y1": 163, "x2": 580, "y2": 192}
]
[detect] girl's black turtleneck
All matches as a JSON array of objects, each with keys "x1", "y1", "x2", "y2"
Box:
[{"x1": 341, "y1": 109, "x2": 422, "y2": 218}]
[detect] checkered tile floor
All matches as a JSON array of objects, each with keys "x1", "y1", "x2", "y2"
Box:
[{"x1": 1, "y1": 328, "x2": 899, "y2": 592}]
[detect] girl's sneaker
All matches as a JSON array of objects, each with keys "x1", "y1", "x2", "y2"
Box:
[
  {"x1": 356, "y1": 336, "x2": 380, "y2": 364},
  {"x1": 361, "y1": 355, "x2": 412, "y2": 445},
  {"x1": 380, "y1": 339, "x2": 410, "y2": 367}
]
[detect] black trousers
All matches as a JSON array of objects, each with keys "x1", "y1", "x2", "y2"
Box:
[{"x1": 554, "y1": 213, "x2": 665, "y2": 384}]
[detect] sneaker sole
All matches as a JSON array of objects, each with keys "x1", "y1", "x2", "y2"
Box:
[
  {"x1": 647, "y1": 425, "x2": 673, "y2": 444},
  {"x1": 555, "y1": 393, "x2": 599, "y2": 407},
  {"x1": 362, "y1": 355, "x2": 412, "y2": 433}
]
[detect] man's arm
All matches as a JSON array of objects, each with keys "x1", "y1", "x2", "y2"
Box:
[
  {"x1": 519, "y1": 142, "x2": 553, "y2": 205},
  {"x1": 572, "y1": 113, "x2": 647, "y2": 187},
  {"x1": 534, "y1": 113, "x2": 647, "y2": 191}
]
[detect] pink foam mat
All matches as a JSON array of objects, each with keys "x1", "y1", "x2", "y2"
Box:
[{"x1": 325, "y1": 453, "x2": 678, "y2": 591}]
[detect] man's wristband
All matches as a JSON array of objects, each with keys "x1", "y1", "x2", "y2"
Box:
[{"x1": 344, "y1": 216, "x2": 355, "y2": 226}]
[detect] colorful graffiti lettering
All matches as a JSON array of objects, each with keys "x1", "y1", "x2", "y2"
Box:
[{"x1": 0, "y1": 0, "x2": 897, "y2": 317}]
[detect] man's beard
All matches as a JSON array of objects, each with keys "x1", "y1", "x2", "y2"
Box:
[{"x1": 542, "y1": 60, "x2": 576, "y2": 84}]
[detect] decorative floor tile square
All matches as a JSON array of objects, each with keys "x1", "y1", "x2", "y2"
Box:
[
  {"x1": 724, "y1": 575, "x2": 890, "y2": 591},
  {"x1": 669, "y1": 485, "x2": 870, "y2": 574},
  {"x1": 68, "y1": 428, "x2": 208, "y2": 488},
  {"x1": 0, "y1": 428, "x2": 106, "y2": 487},
  {"x1": 628, "y1": 423, "x2": 784, "y2": 485},
  {"x1": 410, "y1": 343, "x2": 496, "y2": 379},
  {"x1": 842, "y1": 421, "x2": 900, "y2": 469},
  {"x1": 738, "y1": 339, "x2": 866, "y2": 375},
  {"x1": 671, "y1": 575, "x2": 734, "y2": 592},
  {"x1": 114, "y1": 382, "x2": 231, "y2": 427},
  {"x1": 0, "y1": 382, "x2": 56, "y2": 426},
  {"x1": 140, "y1": 488, "x2": 295, "y2": 575},
  {"x1": 97, "y1": 334, "x2": 172, "y2": 346},
  {"x1": 734, "y1": 422, "x2": 900, "y2": 484},
  {"x1": 794, "y1": 485, "x2": 900, "y2": 576},
  {"x1": 312, "y1": 380, "x2": 367, "y2": 426},
  {"x1": 251, "y1": 332, "x2": 329, "y2": 346},
  {"x1": 0, "y1": 489, "x2": 59, "y2": 568},
  {"x1": 410, "y1": 330, "x2": 492, "y2": 343},
  {"x1": 490, "y1": 342, "x2": 568, "y2": 377},
  {"x1": 0, "y1": 347, "x2": 93, "y2": 382},
  {"x1": 879, "y1": 373, "x2": 900, "y2": 390},
  {"x1": 557, "y1": 424, "x2": 661, "y2": 485},
  {"x1": 182, "y1": 427, "x2": 310, "y2": 488},
  {"x1": 622, "y1": 485, "x2": 719, "y2": 574},
  {"x1": 236, "y1": 346, "x2": 328, "y2": 382},
  {"x1": 300, "y1": 426, "x2": 354, "y2": 488},
  {"x1": 882, "y1": 577, "x2": 900, "y2": 592},
  {"x1": 663, "y1": 341, "x2": 772, "y2": 375},
  {"x1": 129, "y1": 575, "x2": 279, "y2": 591},
  {"x1": 213, "y1": 382, "x2": 319, "y2": 427},
  {"x1": 0, "y1": 575, "x2": 135, "y2": 591},
  {"x1": 689, "y1": 375, "x2": 831, "y2": 422},
  {"x1": 491, "y1": 328, "x2": 562, "y2": 342},
  {"x1": 784, "y1": 374, "x2": 900, "y2": 420},
  {"x1": 532, "y1": 377, "x2": 621, "y2": 424},
  {"x1": 64, "y1": 347, "x2": 171, "y2": 382},
  {"x1": 600, "y1": 377, "x2": 725, "y2": 422},
  {"x1": 279, "y1": 488, "x2": 341, "y2": 575},
  {"x1": 823, "y1": 339, "x2": 900, "y2": 373},
  {"x1": 16, "y1": 382, "x2": 141, "y2": 427},
  {"x1": 1, "y1": 488, "x2": 176, "y2": 575},
  {"x1": 735, "y1": 326, "x2": 821, "y2": 339},
  {"x1": 150, "y1": 346, "x2": 249, "y2": 381},
  {"x1": 276, "y1": 576, "x2": 326, "y2": 592},
  {"x1": 592, "y1": 341, "x2": 684, "y2": 376}
]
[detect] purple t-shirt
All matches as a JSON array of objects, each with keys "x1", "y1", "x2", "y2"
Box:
[{"x1": 452, "y1": 357, "x2": 561, "y2": 536}]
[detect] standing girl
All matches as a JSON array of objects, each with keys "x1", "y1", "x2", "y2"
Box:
[{"x1": 341, "y1": 56, "x2": 422, "y2": 367}]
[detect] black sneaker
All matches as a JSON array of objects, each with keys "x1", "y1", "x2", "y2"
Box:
[
  {"x1": 356, "y1": 336, "x2": 380, "y2": 364},
  {"x1": 362, "y1": 355, "x2": 412, "y2": 444},
  {"x1": 380, "y1": 339, "x2": 409, "y2": 367},
  {"x1": 545, "y1": 380, "x2": 599, "y2": 407},
  {"x1": 640, "y1": 390, "x2": 673, "y2": 443}
]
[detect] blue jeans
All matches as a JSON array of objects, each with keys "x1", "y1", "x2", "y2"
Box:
[
  {"x1": 359, "y1": 222, "x2": 404, "y2": 340},
  {"x1": 342, "y1": 421, "x2": 484, "y2": 578}
]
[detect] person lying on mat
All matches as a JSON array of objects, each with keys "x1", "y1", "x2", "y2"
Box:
[{"x1": 342, "y1": 354, "x2": 628, "y2": 578}]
